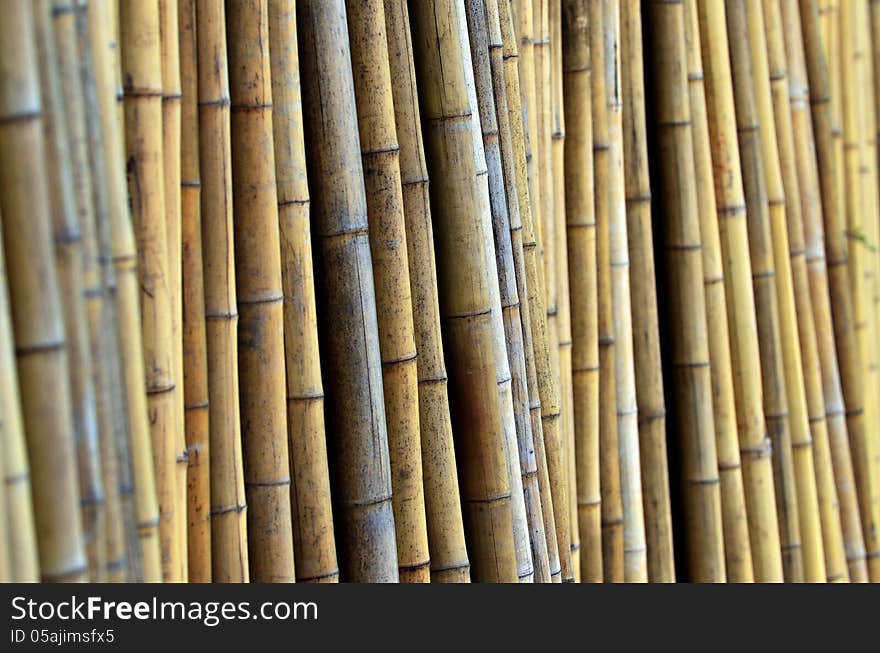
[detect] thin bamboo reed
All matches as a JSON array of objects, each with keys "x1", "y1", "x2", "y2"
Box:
[
  {"x1": 763, "y1": 0, "x2": 849, "y2": 582},
  {"x1": 267, "y1": 0, "x2": 338, "y2": 584},
  {"x1": 226, "y1": 0, "x2": 296, "y2": 583},
  {"x1": 0, "y1": 380, "x2": 9, "y2": 580},
  {"x1": 409, "y1": 0, "x2": 519, "y2": 582},
  {"x1": 178, "y1": 0, "x2": 210, "y2": 582},
  {"x1": 561, "y1": 0, "x2": 602, "y2": 583},
  {"x1": 383, "y1": 0, "x2": 471, "y2": 583},
  {"x1": 621, "y1": 0, "x2": 674, "y2": 583},
  {"x1": 196, "y1": 0, "x2": 249, "y2": 582},
  {"x1": 0, "y1": 0, "x2": 87, "y2": 582},
  {"x1": 697, "y1": 0, "x2": 784, "y2": 582},
  {"x1": 298, "y1": 0, "x2": 399, "y2": 582},
  {"x1": 648, "y1": 0, "x2": 726, "y2": 583},
  {"x1": 590, "y1": 0, "x2": 625, "y2": 582}
]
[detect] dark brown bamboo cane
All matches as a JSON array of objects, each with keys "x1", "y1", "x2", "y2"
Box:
[
  {"x1": 383, "y1": 0, "x2": 471, "y2": 583},
  {"x1": 226, "y1": 0, "x2": 296, "y2": 583},
  {"x1": 648, "y1": 0, "x2": 726, "y2": 583},
  {"x1": 561, "y1": 0, "x2": 602, "y2": 584},
  {"x1": 0, "y1": 0, "x2": 87, "y2": 582},
  {"x1": 345, "y1": 0, "x2": 431, "y2": 584},
  {"x1": 178, "y1": 0, "x2": 210, "y2": 582},
  {"x1": 409, "y1": 0, "x2": 520, "y2": 582},
  {"x1": 697, "y1": 0, "x2": 784, "y2": 582},
  {"x1": 763, "y1": 0, "x2": 849, "y2": 582},
  {"x1": 683, "y1": 0, "x2": 754, "y2": 583},
  {"x1": 466, "y1": 0, "x2": 552, "y2": 582},
  {"x1": 796, "y1": 0, "x2": 877, "y2": 580},
  {"x1": 38, "y1": 0, "x2": 107, "y2": 581},
  {"x1": 725, "y1": 0, "x2": 804, "y2": 582},
  {"x1": 267, "y1": 0, "x2": 339, "y2": 584},
  {"x1": 298, "y1": 0, "x2": 399, "y2": 582},
  {"x1": 196, "y1": 0, "x2": 249, "y2": 583},
  {"x1": 499, "y1": 0, "x2": 563, "y2": 582},
  {"x1": 89, "y1": 0, "x2": 162, "y2": 582},
  {"x1": 621, "y1": 0, "x2": 675, "y2": 583},
  {"x1": 590, "y1": 0, "x2": 625, "y2": 582}
]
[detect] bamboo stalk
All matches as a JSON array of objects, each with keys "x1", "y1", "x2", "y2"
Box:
[
  {"x1": 0, "y1": 0, "x2": 87, "y2": 582},
  {"x1": 499, "y1": 0, "x2": 563, "y2": 582},
  {"x1": 0, "y1": 358, "x2": 9, "y2": 580},
  {"x1": 268, "y1": 0, "x2": 338, "y2": 584},
  {"x1": 178, "y1": 0, "x2": 210, "y2": 582},
  {"x1": 590, "y1": 0, "x2": 624, "y2": 582},
  {"x1": 88, "y1": 0, "x2": 162, "y2": 582},
  {"x1": 383, "y1": 0, "x2": 471, "y2": 583},
  {"x1": 697, "y1": 0, "x2": 784, "y2": 582},
  {"x1": 409, "y1": 0, "x2": 519, "y2": 582},
  {"x1": 648, "y1": 0, "x2": 726, "y2": 583},
  {"x1": 298, "y1": 0, "x2": 399, "y2": 582},
  {"x1": 621, "y1": 0, "x2": 674, "y2": 583},
  {"x1": 763, "y1": 0, "x2": 849, "y2": 582},
  {"x1": 794, "y1": 0, "x2": 873, "y2": 581},
  {"x1": 467, "y1": 0, "x2": 552, "y2": 582},
  {"x1": 226, "y1": 0, "x2": 296, "y2": 583}
]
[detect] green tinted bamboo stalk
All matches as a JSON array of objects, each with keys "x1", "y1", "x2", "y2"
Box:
[
  {"x1": 409, "y1": 0, "x2": 519, "y2": 582},
  {"x1": 763, "y1": 0, "x2": 849, "y2": 582},
  {"x1": 268, "y1": 0, "x2": 338, "y2": 584},
  {"x1": 649, "y1": 0, "x2": 726, "y2": 583},
  {"x1": 0, "y1": 0, "x2": 87, "y2": 582},
  {"x1": 298, "y1": 0, "x2": 399, "y2": 582},
  {"x1": 383, "y1": 0, "x2": 471, "y2": 583},
  {"x1": 697, "y1": 0, "x2": 784, "y2": 582},
  {"x1": 621, "y1": 0, "x2": 674, "y2": 583},
  {"x1": 0, "y1": 364, "x2": 9, "y2": 580}
]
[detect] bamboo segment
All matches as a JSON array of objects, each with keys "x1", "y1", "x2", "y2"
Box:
[
  {"x1": 499, "y1": 0, "x2": 563, "y2": 582},
  {"x1": 763, "y1": 0, "x2": 849, "y2": 582},
  {"x1": 621, "y1": 0, "x2": 675, "y2": 583},
  {"x1": 298, "y1": 0, "x2": 398, "y2": 582},
  {"x1": 648, "y1": 0, "x2": 726, "y2": 583},
  {"x1": 383, "y1": 0, "x2": 471, "y2": 583},
  {"x1": 793, "y1": 0, "x2": 872, "y2": 581},
  {"x1": 89, "y1": 0, "x2": 162, "y2": 582},
  {"x1": 179, "y1": 0, "x2": 210, "y2": 582},
  {"x1": 561, "y1": 0, "x2": 602, "y2": 583},
  {"x1": 697, "y1": 0, "x2": 784, "y2": 582},
  {"x1": 268, "y1": 0, "x2": 338, "y2": 585},
  {"x1": 345, "y1": 0, "x2": 430, "y2": 584},
  {"x1": 467, "y1": 0, "x2": 552, "y2": 582},
  {"x1": 725, "y1": 0, "x2": 804, "y2": 582},
  {"x1": 225, "y1": 0, "x2": 295, "y2": 583},
  {"x1": 410, "y1": 0, "x2": 519, "y2": 582},
  {"x1": 0, "y1": 370, "x2": 9, "y2": 580},
  {"x1": 0, "y1": 0, "x2": 87, "y2": 582},
  {"x1": 603, "y1": 0, "x2": 648, "y2": 583},
  {"x1": 590, "y1": 0, "x2": 625, "y2": 582}
]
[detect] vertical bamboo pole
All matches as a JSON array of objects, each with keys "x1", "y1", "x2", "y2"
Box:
[
  {"x1": 225, "y1": 0, "x2": 296, "y2": 583},
  {"x1": 466, "y1": 0, "x2": 552, "y2": 582},
  {"x1": 648, "y1": 0, "x2": 726, "y2": 583},
  {"x1": 0, "y1": 0, "x2": 87, "y2": 582},
  {"x1": 88, "y1": 0, "x2": 162, "y2": 582},
  {"x1": 763, "y1": 0, "x2": 849, "y2": 582},
  {"x1": 0, "y1": 337, "x2": 9, "y2": 580},
  {"x1": 196, "y1": 0, "x2": 249, "y2": 583},
  {"x1": 178, "y1": 0, "x2": 210, "y2": 582},
  {"x1": 267, "y1": 0, "x2": 338, "y2": 584},
  {"x1": 590, "y1": 0, "x2": 625, "y2": 582},
  {"x1": 298, "y1": 0, "x2": 399, "y2": 582},
  {"x1": 796, "y1": 0, "x2": 875, "y2": 581},
  {"x1": 409, "y1": 0, "x2": 519, "y2": 582},
  {"x1": 697, "y1": 0, "x2": 784, "y2": 582},
  {"x1": 725, "y1": 0, "x2": 804, "y2": 582},
  {"x1": 621, "y1": 0, "x2": 675, "y2": 583},
  {"x1": 499, "y1": 0, "x2": 563, "y2": 582},
  {"x1": 561, "y1": 0, "x2": 602, "y2": 584},
  {"x1": 383, "y1": 0, "x2": 471, "y2": 583}
]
